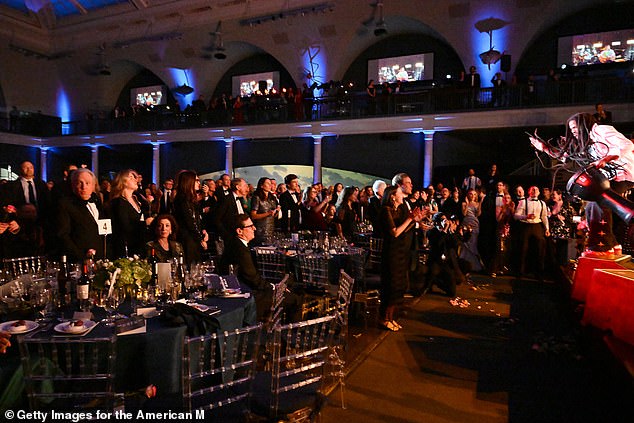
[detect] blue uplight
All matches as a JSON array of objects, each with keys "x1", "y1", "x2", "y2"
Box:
[
  {"x1": 301, "y1": 43, "x2": 328, "y2": 95},
  {"x1": 471, "y1": 11, "x2": 509, "y2": 87},
  {"x1": 56, "y1": 86, "x2": 71, "y2": 135},
  {"x1": 169, "y1": 67, "x2": 195, "y2": 110}
]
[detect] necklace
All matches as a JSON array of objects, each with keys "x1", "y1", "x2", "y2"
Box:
[{"x1": 125, "y1": 195, "x2": 141, "y2": 213}]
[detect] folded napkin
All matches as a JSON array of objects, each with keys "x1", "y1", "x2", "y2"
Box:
[{"x1": 161, "y1": 302, "x2": 219, "y2": 337}]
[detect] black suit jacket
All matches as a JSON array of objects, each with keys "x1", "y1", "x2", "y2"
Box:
[
  {"x1": 213, "y1": 193, "x2": 242, "y2": 241},
  {"x1": 5, "y1": 178, "x2": 51, "y2": 219},
  {"x1": 158, "y1": 191, "x2": 174, "y2": 215},
  {"x1": 57, "y1": 195, "x2": 104, "y2": 262},
  {"x1": 220, "y1": 236, "x2": 266, "y2": 291},
  {"x1": 279, "y1": 190, "x2": 301, "y2": 232}
]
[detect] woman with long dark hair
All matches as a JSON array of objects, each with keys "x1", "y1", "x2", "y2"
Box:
[
  {"x1": 109, "y1": 169, "x2": 153, "y2": 258},
  {"x1": 172, "y1": 170, "x2": 208, "y2": 264},
  {"x1": 335, "y1": 186, "x2": 359, "y2": 240},
  {"x1": 249, "y1": 177, "x2": 279, "y2": 245},
  {"x1": 378, "y1": 185, "x2": 424, "y2": 331}
]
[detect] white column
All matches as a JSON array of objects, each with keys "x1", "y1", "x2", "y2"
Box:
[
  {"x1": 91, "y1": 145, "x2": 99, "y2": 177},
  {"x1": 152, "y1": 143, "x2": 160, "y2": 184},
  {"x1": 312, "y1": 135, "x2": 323, "y2": 183},
  {"x1": 224, "y1": 138, "x2": 234, "y2": 176},
  {"x1": 39, "y1": 147, "x2": 48, "y2": 182},
  {"x1": 423, "y1": 130, "x2": 435, "y2": 188}
]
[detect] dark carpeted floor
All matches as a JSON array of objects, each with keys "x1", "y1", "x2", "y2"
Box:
[{"x1": 322, "y1": 274, "x2": 634, "y2": 423}]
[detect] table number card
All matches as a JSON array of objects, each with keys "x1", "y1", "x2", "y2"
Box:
[{"x1": 98, "y1": 219, "x2": 113, "y2": 236}]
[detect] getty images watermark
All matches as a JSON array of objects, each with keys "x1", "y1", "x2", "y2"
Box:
[{"x1": 4, "y1": 409, "x2": 206, "y2": 422}]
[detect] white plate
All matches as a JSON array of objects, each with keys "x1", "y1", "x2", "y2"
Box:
[
  {"x1": 54, "y1": 320, "x2": 97, "y2": 335},
  {"x1": 189, "y1": 303, "x2": 209, "y2": 312},
  {"x1": 0, "y1": 320, "x2": 39, "y2": 334}
]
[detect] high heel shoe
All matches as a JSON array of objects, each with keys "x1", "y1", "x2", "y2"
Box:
[{"x1": 381, "y1": 320, "x2": 399, "y2": 332}]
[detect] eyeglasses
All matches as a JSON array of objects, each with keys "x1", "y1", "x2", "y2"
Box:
[{"x1": 241, "y1": 224, "x2": 256, "y2": 229}]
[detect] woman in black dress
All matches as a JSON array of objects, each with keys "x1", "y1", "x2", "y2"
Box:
[
  {"x1": 379, "y1": 186, "x2": 424, "y2": 331},
  {"x1": 109, "y1": 169, "x2": 153, "y2": 258},
  {"x1": 335, "y1": 186, "x2": 359, "y2": 241},
  {"x1": 172, "y1": 170, "x2": 208, "y2": 264}
]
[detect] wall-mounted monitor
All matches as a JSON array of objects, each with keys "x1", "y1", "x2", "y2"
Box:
[
  {"x1": 231, "y1": 71, "x2": 280, "y2": 97},
  {"x1": 130, "y1": 85, "x2": 166, "y2": 107},
  {"x1": 367, "y1": 53, "x2": 434, "y2": 84},
  {"x1": 558, "y1": 29, "x2": 634, "y2": 67}
]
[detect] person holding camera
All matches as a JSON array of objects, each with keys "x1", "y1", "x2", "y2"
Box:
[{"x1": 426, "y1": 212, "x2": 468, "y2": 297}]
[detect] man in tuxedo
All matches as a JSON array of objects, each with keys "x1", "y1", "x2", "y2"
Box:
[
  {"x1": 57, "y1": 168, "x2": 105, "y2": 262},
  {"x1": 514, "y1": 186, "x2": 550, "y2": 281},
  {"x1": 467, "y1": 65, "x2": 481, "y2": 107},
  {"x1": 4, "y1": 160, "x2": 52, "y2": 256},
  {"x1": 220, "y1": 214, "x2": 299, "y2": 322},
  {"x1": 213, "y1": 177, "x2": 249, "y2": 242},
  {"x1": 214, "y1": 173, "x2": 232, "y2": 201},
  {"x1": 158, "y1": 178, "x2": 174, "y2": 214},
  {"x1": 368, "y1": 179, "x2": 386, "y2": 231},
  {"x1": 279, "y1": 174, "x2": 302, "y2": 232}
]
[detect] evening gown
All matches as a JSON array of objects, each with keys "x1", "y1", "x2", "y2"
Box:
[
  {"x1": 460, "y1": 203, "x2": 483, "y2": 272},
  {"x1": 379, "y1": 205, "x2": 413, "y2": 313}
]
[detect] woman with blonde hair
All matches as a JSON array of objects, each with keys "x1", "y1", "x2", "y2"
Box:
[{"x1": 109, "y1": 169, "x2": 153, "y2": 258}]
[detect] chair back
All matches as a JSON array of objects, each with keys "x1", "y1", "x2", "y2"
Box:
[
  {"x1": 254, "y1": 247, "x2": 287, "y2": 284},
  {"x1": 334, "y1": 270, "x2": 355, "y2": 329},
  {"x1": 182, "y1": 323, "x2": 263, "y2": 412},
  {"x1": 2, "y1": 255, "x2": 47, "y2": 279},
  {"x1": 270, "y1": 274, "x2": 289, "y2": 329},
  {"x1": 269, "y1": 314, "x2": 335, "y2": 418},
  {"x1": 18, "y1": 334, "x2": 120, "y2": 410},
  {"x1": 298, "y1": 254, "x2": 330, "y2": 291},
  {"x1": 368, "y1": 237, "x2": 383, "y2": 271}
]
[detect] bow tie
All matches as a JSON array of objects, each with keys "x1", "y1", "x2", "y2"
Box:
[
  {"x1": 530, "y1": 199, "x2": 539, "y2": 201},
  {"x1": 496, "y1": 194, "x2": 504, "y2": 197},
  {"x1": 81, "y1": 199, "x2": 95, "y2": 206}
]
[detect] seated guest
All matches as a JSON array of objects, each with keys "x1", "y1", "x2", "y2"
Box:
[
  {"x1": 145, "y1": 214, "x2": 184, "y2": 262},
  {"x1": 57, "y1": 168, "x2": 104, "y2": 262},
  {"x1": 220, "y1": 214, "x2": 299, "y2": 322},
  {"x1": 301, "y1": 185, "x2": 331, "y2": 231},
  {"x1": 324, "y1": 204, "x2": 343, "y2": 237}
]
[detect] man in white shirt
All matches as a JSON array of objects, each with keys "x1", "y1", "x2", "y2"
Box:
[
  {"x1": 514, "y1": 186, "x2": 550, "y2": 281},
  {"x1": 461, "y1": 168, "x2": 482, "y2": 193}
]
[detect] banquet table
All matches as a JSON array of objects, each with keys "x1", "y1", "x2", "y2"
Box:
[
  {"x1": 0, "y1": 284, "x2": 256, "y2": 411},
  {"x1": 571, "y1": 254, "x2": 632, "y2": 302},
  {"x1": 582, "y1": 269, "x2": 634, "y2": 347}
]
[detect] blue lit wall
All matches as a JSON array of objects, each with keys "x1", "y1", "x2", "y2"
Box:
[
  {"x1": 169, "y1": 68, "x2": 195, "y2": 110},
  {"x1": 301, "y1": 44, "x2": 328, "y2": 94},
  {"x1": 56, "y1": 87, "x2": 71, "y2": 135},
  {"x1": 471, "y1": 11, "x2": 509, "y2": 86}
]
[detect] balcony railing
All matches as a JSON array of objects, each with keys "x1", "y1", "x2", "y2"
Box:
[{"x1": 2, "y1": 77, "x2": 633, "y2": 138}]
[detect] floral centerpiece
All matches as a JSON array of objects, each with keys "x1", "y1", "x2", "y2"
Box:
[{"x1": 93, "y1": 256, "x2": 152, "y2": 293}]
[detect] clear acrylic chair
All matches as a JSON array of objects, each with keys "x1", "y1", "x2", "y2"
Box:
[
  {"x1": 251, "y1": 314, "x2": 335, "y2": 421},
  {"x1": 254, "y1": 247, "x2": 288, "y2": 284},
  {"x1": 368, "y1": 237, "x2": 383, "y2": 273},
  {"x1": 298, "y1": 254, "x2": 330, "y2": 292},
  {"x1": 270, "y1": 274, "x2": 289, "y2": 329},
  {"x1": 2, "y1": 255, "x2": 47, "y2": 279},
  {"x1": 18, "y1": 334, "x2": 122, "y2": 411},
  {"x1": 182, "y1": 323, "x2": 263, "y2": 417}
]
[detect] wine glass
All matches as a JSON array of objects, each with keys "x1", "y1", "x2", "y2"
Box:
[{"x1": 102, "y1": 289, "x2": 122, "y2": 326}]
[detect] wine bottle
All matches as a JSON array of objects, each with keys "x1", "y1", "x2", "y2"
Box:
[
  {"x1": 58, "y1": 255, "x2": 70, "y2": 307},
  {"x1": 148, "y1": 248, "x2": 159, "y2": 287},
  {"x1": 177, "y1": 254, "x2": 187, "y2": 299},
  {"x1": 77, "y1": 263, "x2": 91, "y2": 312}
]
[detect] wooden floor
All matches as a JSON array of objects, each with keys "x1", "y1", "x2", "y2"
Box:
[{"x1": 322, "y1": 274, "x2": 634, "y2": 423}]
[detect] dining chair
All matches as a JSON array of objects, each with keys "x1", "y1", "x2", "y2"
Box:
[
  {"x1": 18, "y1": 334, "x2": 122, "y2": 411},
  {"x1": 182, "y1": 323, "x2": 263, "y2": 418},
  {"x1": 251, "y1": 314, "x2": 335, "y2": 421},
  {"x1": 368, "y1": 237, "x2": 383, "y2": 273},
  {"x1": 298, "y1": 254, "x2": 330, "y2": 292},
  {"x1": 2, "y1": 255, "x2": 47, "y2": 279},
  {"x1": 270, "y1": 274, "x2": 289, "y2": 329},
  {"x1": 254, "y1": 247, "x2": 287, "y2": 284},
  {"x1": 325, "y1": 270, "x2": 355, "y2": 409}
]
